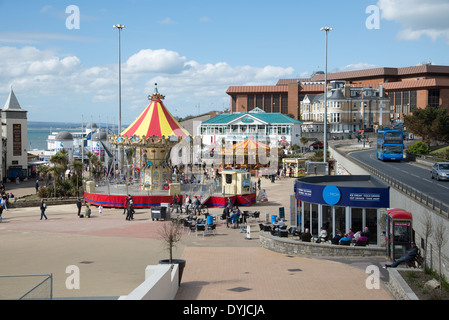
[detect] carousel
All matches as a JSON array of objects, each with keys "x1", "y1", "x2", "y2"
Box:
[
  {"x1": 219, "y1": 138, "x2": 280, "y2": 174},
  {"x1": 83, "y1": 84, "x2": 258, "y2": 209},
  {"x1": 84, "y1": 84, "x2": 190, "y2": 208}
]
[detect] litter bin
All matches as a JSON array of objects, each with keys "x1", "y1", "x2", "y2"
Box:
[
  {"x1": 206, "y1": 215, "x2": 214, "y2": 226},
  {"x1": 151, "y1": 206, "x2": 167, "y2": 221}
]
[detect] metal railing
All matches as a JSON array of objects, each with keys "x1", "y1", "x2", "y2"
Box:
[
  {"x1": 0, "y1": 274, "x2": 53, "y2": 300},
  {"x1": 334, "y1": 146, "x2": 449, "y2": 218}
]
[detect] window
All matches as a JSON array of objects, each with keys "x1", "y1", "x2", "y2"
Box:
[
  {"x1": 281, "y1": 94, "x2": 288, "y2": 114},
  {"x1": 232, "y1": 95, "x2": 237, "y2": 113},
  {"x1": 428, "y1": 89, "x2": 440, "y2": 107},
  {"x1": 395, "y1": 91, "x2": 402, "y2": 109},
  {"x1": 247, "y1": 95, "x2": 254, "y2": 111},
  {"x1": 264, "y1": 95, "x2": 272, "y2": 112},
  {"x1": 272, "y1": 94, "x2": 280, "y2": 112},
  {"x1": 410, "y1": 91, "x2": 417, "y2": 111},
  {"x1": 256, "y1": 95, "x2": 263, "y2": 109},
  {"x1": 331, "y1": 113, "x2": 340, "y2": 123},
  {"x1": 402, "y1": 91, "x2": 409, "y2": 114}
]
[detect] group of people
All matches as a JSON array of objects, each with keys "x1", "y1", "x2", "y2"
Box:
[
  {"x1": 173, "y1": 194, "x2": 203, "y2": 215},
  {"x1": 331, "y1": 227, "x2": 371, "y2": 245},
  {"x1": 292, "y1": 226, "x2": 372, "y2": 245},
  {"x1": 221, "y1": 198, "x2": 245, "y2": 228}
]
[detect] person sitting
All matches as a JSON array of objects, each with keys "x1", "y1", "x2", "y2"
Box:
[
  {"x1": 230, "y1": 211, "x2": 239, "y2": 229},
  {"x1": 317, "y1": 227, "x2": 327, "y2": 243},
  {"x1": 347, "y1": 228, "x2": 355, "y2": 239},
  {"x1": 339, "y1": 234, "x2": 352, "y2": 245},
  {"x1": 363, "y1": 227, "x2": 371, "y2": 243},
  {"x1": 353, "y1": 231, "x2": 362, "y2": 241},
  {"x1": 272, "y1": 217, "x2": 285, "y2": 229},
  {"x1": 301, "y1": 228, "x2": 312, "y2": 242},
  {"x1": 384, "y1": 242, "x2": 418, "y2": 268},
  {"x1": 331, "y1": 232, "x2": 343, "y2": 244},
  {"x1": 356, "y1": 232, "x2": 368, "y2": 244}
]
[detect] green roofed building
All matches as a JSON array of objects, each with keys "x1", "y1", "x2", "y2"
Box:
[{"x1": 198, "y1": 108, "x2": 302, "y2": 148}]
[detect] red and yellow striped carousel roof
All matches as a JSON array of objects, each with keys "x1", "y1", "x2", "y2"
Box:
[
  {"x1": 120, "y1": 85, "x2": 189, "y2": 139},
  {"x1": 232, "y1": 138, "x2": 270, "y2": 150}
]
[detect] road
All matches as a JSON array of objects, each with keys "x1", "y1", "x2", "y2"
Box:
[{"x1": 349, "y1": 148, "x2": 449, "y2": 206}]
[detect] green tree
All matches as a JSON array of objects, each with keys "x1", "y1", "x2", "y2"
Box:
[
  {"x1": 300, "y1": 136, "x2": 309, "y2": 153},
  {"x1": 407, "y1": 141, "x2": 430, "y2": 155},
  {"x1": 404, "y1": 105, "x2": 449, "y2": 145}
]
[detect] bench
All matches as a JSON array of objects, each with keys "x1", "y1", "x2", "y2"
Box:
[{"x1": 406, "y1": 250, "x2": 424, "y2": 268}]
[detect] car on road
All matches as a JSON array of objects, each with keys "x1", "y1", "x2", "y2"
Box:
[
  {"x1": 431, "y1": 162, "x2": 449, "y2": 181},
  {"x1": 309, "y1": 140, "x2": 324, "y2": 150}
]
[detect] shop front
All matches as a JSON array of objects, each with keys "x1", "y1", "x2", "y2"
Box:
[{"x1": 294, "y1": 175, "x2": 390, "y2": 246}]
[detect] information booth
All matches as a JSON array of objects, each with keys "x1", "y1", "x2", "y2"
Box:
[
  {"x1": 386, "y1": 208, "x2": 413, "y2": 260},
  {"x1": 221, "y1": 170, "x2": 252, "y2": 195},
  {"x1": 282, "y1": 158, "x2": 306, "y2": 178}
]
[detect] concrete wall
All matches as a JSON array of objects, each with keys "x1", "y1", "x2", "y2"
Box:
[
  {"x1": 330, "y1": 145, "x2": 449, "y2": 280},
  {"x1": 260, "y1": 233, "x2": 385, "y2": 257},
  {"x1": 119, "y1": 264, "x2": 179, "y2": 300}
]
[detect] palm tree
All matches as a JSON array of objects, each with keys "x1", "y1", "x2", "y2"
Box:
[
  {"x1": 72, "y1": 160, "x2": 83, "y2": 197},
  {"x1": 300, "y1": 136, "x2": 309, "y2": 154}
]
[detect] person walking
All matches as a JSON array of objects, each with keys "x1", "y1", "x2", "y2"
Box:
[
  {"x1": 35, "y1": 180, "x2": 39, "y2": 193},
  {"x1": 40, "y1": 199, "x2": 48, "y2": 220}
]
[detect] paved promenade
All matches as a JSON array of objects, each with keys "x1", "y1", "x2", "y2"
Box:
[{"x1": 0, "y1": 172, "x2": 392, "y2": 300}]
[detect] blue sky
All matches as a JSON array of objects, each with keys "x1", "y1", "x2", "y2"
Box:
[{"x1": 1, "y1": 0, "x2": 449, "y2": 126}]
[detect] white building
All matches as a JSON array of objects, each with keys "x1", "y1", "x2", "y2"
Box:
[
  {"x1": 198, "y1": 108, "x2": 302, "y2": 149},
  {"x1": 1, "y1": 89, "x2": 28, "y2": 180},
  {"x1": 300, "y1": 81, "x2": 390, "y2": 133}
]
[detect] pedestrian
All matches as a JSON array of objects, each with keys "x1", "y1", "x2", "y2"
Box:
[
  {"x1": 76, "y1": 198, "x2": 82, "y2": 216},
  {"x1": 126, "y1": 197, "x2": 134, "y2": 220},
  {"x1": 257, "y1": 177, "x2": 261, "y2": 191},
  {"x1": 40, "y1": 199, "x2": 48, "y2": 220},
  {"x1": 0, "y1": 204, "x2": 3, "y2": 222},
  {"x1": 35, "y1": 180, "x2": 39, "y2": 193},
  {"x1": 98, "y1": 204, "x2": 103, "y2": 216}
]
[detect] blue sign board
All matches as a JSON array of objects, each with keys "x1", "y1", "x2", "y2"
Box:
[
  {"x1": 322, "y1": 185, "x2": 341, "y2": 205},
  {"x1": 294, "y1": 180, "x2": 389, "y2": 208}
]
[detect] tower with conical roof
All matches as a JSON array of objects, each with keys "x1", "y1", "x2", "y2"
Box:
[{"x1": 2, "y1": 88, "x2": 28, "y2": 181}]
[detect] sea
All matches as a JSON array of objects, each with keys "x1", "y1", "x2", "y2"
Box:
[{"x1": 27, "y1": 126, "x2": 81, "y2": 151}]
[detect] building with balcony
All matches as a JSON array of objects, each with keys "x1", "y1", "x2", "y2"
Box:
[
  {"x1": 198, "y1": 108, "x2": 302, "y2": 148},
  {"x1": 300, "y1": 81, "x2": 390, "y2": 133}
]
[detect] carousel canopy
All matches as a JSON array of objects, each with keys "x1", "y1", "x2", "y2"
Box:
[
  {"x1": 232, "y1": 138, "x2": 270, "y2": 150},
  {"x1": 121, "y1": 84, "x2": 190, "y2": 139}
]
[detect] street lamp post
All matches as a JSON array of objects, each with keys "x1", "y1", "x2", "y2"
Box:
[
  {"x1": 113, "y1": 24, "x2": 125, "y2": 172},
  {"x1": 320, "y1": 26, "x2": 332, "y2": 169}
]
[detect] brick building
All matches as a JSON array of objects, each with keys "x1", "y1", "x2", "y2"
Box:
[{"x1": 226, "y1": 64, "x2": 449, "y2": 125}]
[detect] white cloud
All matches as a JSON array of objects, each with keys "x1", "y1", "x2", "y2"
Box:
[
  {"x1": 199, "y1": 16, "x2": 212, "y2": 23},
  {"x1": 332, "y1": 62, "x2": 380, "y2": 73},
  {"x1": 378, "y1": 0, "x2": 449, "y2": 42},
  {"x1": 159, "y1": 17, "x2": 178, "y2": 25},
  {"x1": 124, "y1": 49, "x2": 187, "y2": 74},
  {"x1": 0, "y1": 45, "x2": 295, "y2": 121}
]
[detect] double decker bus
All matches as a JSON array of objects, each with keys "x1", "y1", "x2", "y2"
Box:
[{"x1": 376, "y1": 129, "x2": 404, "y2": 161}]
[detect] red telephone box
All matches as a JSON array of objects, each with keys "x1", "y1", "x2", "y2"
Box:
[{"x1": 386, "y1": 208, "x2": 413, "y2": 260}]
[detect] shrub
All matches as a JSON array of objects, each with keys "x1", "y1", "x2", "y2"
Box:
[{"x1": 407, "y1": 141, "x2": 430, "y2": 155}]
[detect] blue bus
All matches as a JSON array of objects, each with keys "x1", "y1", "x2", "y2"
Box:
[{"x1": 377, "y1": 129, "x2": 404, "y2": 161}]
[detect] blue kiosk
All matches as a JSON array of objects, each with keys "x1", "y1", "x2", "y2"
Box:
[{"x1": 294, "y1": 175, "x2": 390, "y2": 246}]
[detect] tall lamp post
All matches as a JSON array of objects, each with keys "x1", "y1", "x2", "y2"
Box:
[
  {"x1": 113, "y1": 24, "x2": 125, "y2": 172},
  {"x1": 320, "y1": 26, "x2": 332, "y2": 168}
]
